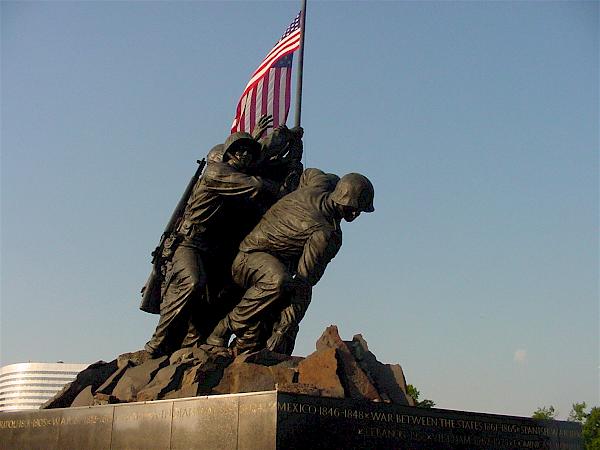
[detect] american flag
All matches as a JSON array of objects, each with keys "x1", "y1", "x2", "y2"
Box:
[{"x1": 231, "y1": 13, "x2": 302, "y2": 135}]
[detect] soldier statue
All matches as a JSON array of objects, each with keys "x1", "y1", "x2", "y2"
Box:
[
  {"x1": 143, "y1": 116, "x2": 305, "y2": 357},
  {"x1": 144, "y1": 131, "x2": 272, "y2": 356},
  {"x1": 206, "y1": 169, "x2": 375, "y2": 355}
]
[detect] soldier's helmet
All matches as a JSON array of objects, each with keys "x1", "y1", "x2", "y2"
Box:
[
  {"x1": 330, "y1": 173, "x2": 375, "y2": 213},
  {"x1": 207, "y1": 144, "x2": 226, "y2": 162},
  {"x1": 223, "y1": 132, "x2": 261, "y2": 160},
  {"x1": 260, "y1": 125, "x2": 304, "y2": 160}
]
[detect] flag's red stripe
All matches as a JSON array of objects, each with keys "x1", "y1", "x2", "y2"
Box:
[
  {"x1": 284, "y1": 67, "x2": 292, "y2": 124},
  {"x1": 249, "y1": 87, "x2": 257, "y2": 135},
  {"x1": 240, "y1": 48, "x2": 298, "y2": 100},
  {"x1": 231, "y1": 13, "x2": 300, "y2": 135},
  {"x1": 272, "y1": 69, "x2": 281, "y2": 128},
  {"x1": 239, "y1": 109, "x2": 246, "y2": 133},
  {"x1": 255, "y1": 79, "x2": 263, "y2": 120},
  {"x1": 262, "y1": 30, "x2": 301, "y2": 66},
  {"x1": 247, "y1": 38, "x2": 299, "y2": 87},
  {"x1": 242, "y1": 37, "x2": 300, "y2": 95},
  {"x1": 245, "y1": 88, "x2": 254, "y2": 132},
  {"x1": 231, "y1": 94, "x2": 244, "y2": 132},
  {"x1": 261, "y1": 76, "x2": 269, "y2": 121}
]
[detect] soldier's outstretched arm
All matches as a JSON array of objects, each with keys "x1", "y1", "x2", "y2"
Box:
[
  {"x1": 204, "y1": 163, "x2": 279, "y2": 199},
  {"x1": 296, "y1": 228, "x2": 342, "y2": 287},
  {"x1": 266, "y1": 289, "x2": 311, "y2": 353}
]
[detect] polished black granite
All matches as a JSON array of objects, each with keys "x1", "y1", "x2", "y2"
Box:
[{"x1": 0, "y1": 391, "x2": 582, "y2": 449}]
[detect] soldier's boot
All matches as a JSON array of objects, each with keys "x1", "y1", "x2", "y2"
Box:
[
  {"x1": 232, "y1": 338, "x2": 259, "y2": 356},
  {"x1": 231, "y1": 322, "x2": 264, "y2": 355},
  {"x1": 181, "y1": 320, "x2": 201, "y2": 348},
  {"x1": 144, "y1": 342, "x2": 166, "y2": 358},
  {"x1": 206, "y1": 316, "x2": 232, "y2": 347}
]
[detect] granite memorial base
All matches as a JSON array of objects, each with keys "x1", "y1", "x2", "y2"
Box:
[{"x1": 1, "y1": 391, "x2": 582, "y2": 449}]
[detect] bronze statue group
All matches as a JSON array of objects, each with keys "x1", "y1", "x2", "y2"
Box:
[{"x1": 142, "y1": 116, "x2": 374, "y2": 358}]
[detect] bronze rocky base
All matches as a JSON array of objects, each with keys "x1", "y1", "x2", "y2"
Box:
[{"x1": 41, "y1": 325, "x2": 414, "y2": 409}]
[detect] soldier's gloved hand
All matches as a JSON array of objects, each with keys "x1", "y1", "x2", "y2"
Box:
[
  {"x1": 252, "y1": 114, "x2": 273, "y2": 140},
  {"x1": 289, "y1": 126, "x2": 304, "y2": 139},
  {"x1": 288, "y1": 139, "x2": 303, "y2": 161},
  {"x1": 266, "y1": 330, "x2": 285, "y2": 353},
  {"x1": 281, "y1": 169, "x2": 301, "y2": 195},
  {"x1": 291, "y1": 275, "x2": 312, "y2": 294}
]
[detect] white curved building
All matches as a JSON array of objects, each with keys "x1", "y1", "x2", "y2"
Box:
[{"x1": 0, "y1": 362, "x2": 89, "y2": 412}]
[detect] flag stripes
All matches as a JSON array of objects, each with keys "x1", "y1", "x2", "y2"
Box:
[{"x1": 231, "y1": 13, "x2": 301, "y2": 135}]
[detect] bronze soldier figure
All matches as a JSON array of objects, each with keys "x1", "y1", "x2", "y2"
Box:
[
  {"x1": 144, "y1": 131, "x2": 281, "y2": 357},
  {"x1": 206, "y1": 169, "x2": 375, "y2": 355},
  {"x1": 194, "y1": 123, "x2": 305, "y2": 327}
]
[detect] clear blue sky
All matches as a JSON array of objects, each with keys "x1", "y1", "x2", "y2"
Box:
[{"x1": 1, "y1": 1, "x2": 597, "y2": 419}]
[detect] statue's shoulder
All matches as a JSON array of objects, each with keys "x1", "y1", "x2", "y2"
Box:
[
  {"x1": 203, "y1": 160, "x2": 230, "y2": 178},
  {"x1": 299, "y1": 168, "x2": 339, "y2": 192}
]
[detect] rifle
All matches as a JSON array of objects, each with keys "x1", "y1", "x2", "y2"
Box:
[{"x1": 139, "y1": 158, "x2": 206, "y2": 314}]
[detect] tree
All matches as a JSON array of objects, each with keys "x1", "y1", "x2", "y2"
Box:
[
  {"x1": 569, "y1": 402, "x2": 588, "y2": 423},
  {"x1": 534, "y1": 402, "x2": 600, "y2": 449},
  {"x1": 567, "y1": 403, "x2": 600, "y2": 450},
  {"x1": 406, "y1": 384, "x2": 435, "y2": 408},
  {"x1": 532, "y1": 405, "x2": 557, "y2": 420},
  {"x1": 582, "y1": 407, "x2": 600, "y2": 450}
]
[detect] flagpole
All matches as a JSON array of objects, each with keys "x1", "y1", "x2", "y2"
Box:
[{"x1": 293, "y1": 0, "x2": 307, "y2": 128}]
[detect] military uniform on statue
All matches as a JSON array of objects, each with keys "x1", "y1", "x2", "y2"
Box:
[
  {"x1": 207, "y1": 170, "x2": 375, "y2": 355},
  {"x1": 145, "y1": 132, "x2": 280, "y2": 357}
]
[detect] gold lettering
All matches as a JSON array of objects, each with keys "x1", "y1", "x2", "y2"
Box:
[
  {"x1": 174, "y1": 407, "x2": 192, "y2": 418},
  {"x1": 356, "y1": 426, "x2": 406, "y2": 439},
  {"x1": 317, "y1": 406, "x2": 340, "y2": 418},
  {"x1": 484, "y1": 421, "x2": 498, "y2": 432},
  {"x1": 120, "y1": 410, "x2": 170, "y2": 422},
  {"x1": 277, "y1": 402, "x2": 292, "y2": 412},
  {"x1": 277, "y1": 402, "x2": 320, "y2": 415}
]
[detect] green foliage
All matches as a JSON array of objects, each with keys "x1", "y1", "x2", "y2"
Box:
[
  {"x1": 587, "y1": 439, "x2": 600, "y2": 450},
  {"x1": 406, "y1": 384, "x2": 435, "y2": 408},
  {"x1": 418, "y1": 398, "x2": 436, "y2": 408},
  {"x1": 406, "y1": 384, "x2": 419, "y2": 401},
  {"x1": 569, "y1": 402, "x2": 588, "y2": 423},
  {"x1": 534, "y1": 402, "x2": 600, "y2": 449},
  {"x1": 582, "y1": 407, "x2": 600, "y2": 450},
  {"x1": 532, "y1": 405, "x2": 557, "y2": 420}
]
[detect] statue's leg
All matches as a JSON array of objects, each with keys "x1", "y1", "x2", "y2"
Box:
[
  {"x1": 186, "y1": 250, "x2": 241, "y2": 344},
  {"x1": 181, "y1": 314, "x2": 201, "y2": 348},
  {"x1": 145, "y1": 245, "x2": 206, "y2": 356},
  {"x1": 228, "y1": 251, "x2": 293, "y2": 353},
  {"x1": 182, "y1": 269, "x2": 212, "y2": 348}
]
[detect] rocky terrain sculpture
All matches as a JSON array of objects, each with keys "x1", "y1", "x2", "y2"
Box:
[{"x1": 42, "y1": 326, "x2": 413, "y2": 409}]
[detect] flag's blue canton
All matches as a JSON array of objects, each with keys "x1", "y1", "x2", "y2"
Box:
[
  {"x1": 280, "y1": 13, "x2": 301, "y2": 41},
  {"x1": 273, "y1": 53, "x2": 293, "y2": 68}
]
